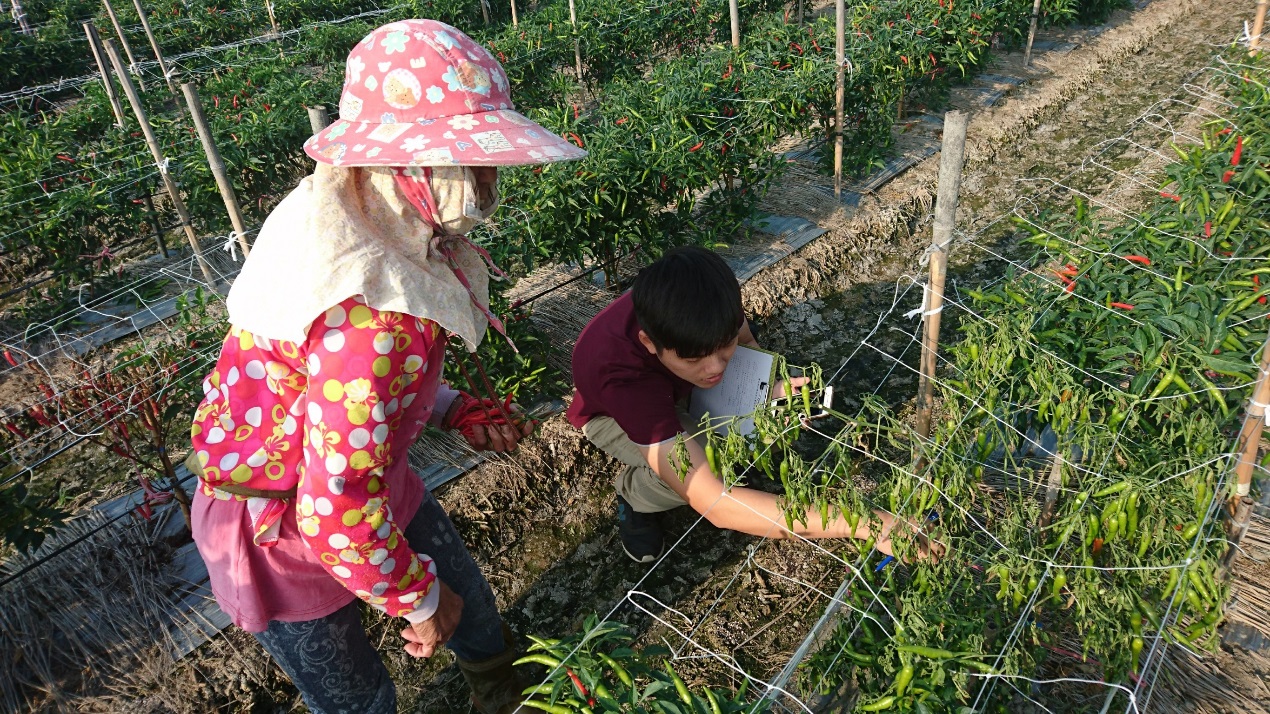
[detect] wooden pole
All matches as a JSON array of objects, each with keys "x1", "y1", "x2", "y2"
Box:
[
  {"x1": 480, "y1": 0, "x2": 490, "y2": 24},
  {"x1": 729, "y1": 0, "x2": 741, "y2": 48},
  {"x1": 104, "y1": 39, "x2": 218, "y2": 287},
  {"x1": 1220, "y1": 496, "x2": 1254, "y2": 574},
  {"x1": 306, "y1": 104, "x2": 331, "y2": 133},
  {"x1": 9, "y1": 0, "x2": 32, "y2": 35},
  {"x1": 83, "y1": 22, "x2": 127, "y2": 128},
  {"x1": 129, "y1": 0, "x2": 176, "y2": 95},
  {"x1": 1024, "y1": 0, "x2": 1043, "y2": 66},
  {"x1": 568, "y1": 0, "x2": 582, "y2": 80},
  {"x1": 797, "y1": 0, "x2": 805, "y2": 24},
  {"x1": 264, "y1": 0, "x2": 279, "y2": 36},
  {"x1": 833, "y1": 0, "x2": 845, "y2": 197},
  {"x1": 1251, "y1": 0, "x2": 1268, "y2": 56},
  {"x1": 509, "y1": 0, "x2": 517, "y2": 26},
  {"x1": 913, "y1": 110, "x2": 969, "y2": 442},
  {"x1": 181, "y1": 82, "x2": 251, "y2": 260},
  {"x1": 1230, "y1": 328, "x2": 1270, "y2": 504},
  {"x1": 102, "y1": 0, "x2": 146, "y2": 91}
]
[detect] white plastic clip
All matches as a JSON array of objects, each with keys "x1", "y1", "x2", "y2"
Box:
[
  {"x1": 156, "y1": 157, "x2": 170, "y2": 175},
  {"x1": 223, "y1": 231, "x2": 241, "y2": 262}
]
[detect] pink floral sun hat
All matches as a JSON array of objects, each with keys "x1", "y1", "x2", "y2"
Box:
[{"x1": 304, "y1": 19, "x2": 587, "y2": 167}]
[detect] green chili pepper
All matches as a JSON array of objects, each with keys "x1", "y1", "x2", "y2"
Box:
[
  {"x1": 859, "y1": 696, "x2": 898, "y2": 711},
  {"x1": 665, "y1": 662, "x2": 692, "y2": 706},
  {"x1": 898, "y1": 645, "x2": 956, "y2": 659},
  {"x1": 895, "y1": 664, "x2": 915, "y2": 697},
  {"x1": 1093, "y1": 481, "x2": 1131, "y2": 499}
]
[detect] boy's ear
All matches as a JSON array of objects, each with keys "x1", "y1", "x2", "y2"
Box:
[{"x1": 636, "y1": 330, "x2": 659, "y2": 355}]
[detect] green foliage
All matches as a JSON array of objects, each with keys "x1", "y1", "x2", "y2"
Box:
[
  {"x1": 698, "y1": 52, "x2": 1269, "y2": 711},
  {"x1": 516, "y1": 615, "x2": 767, "y2": 713}
]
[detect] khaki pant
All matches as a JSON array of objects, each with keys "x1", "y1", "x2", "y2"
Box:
[{"x1": 581, "y1": 413, "x2": 699, "y2": 513}]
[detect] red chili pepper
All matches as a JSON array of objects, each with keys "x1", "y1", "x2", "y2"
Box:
[
  {"x1": 566, "y1": 669, "x2": 595, "y2": 707},
  {"x1": 55, "y1": 154, "x2": 75, "y2": 163},
  {"x1": 1110, "y1": 302, "x2": 1135, "y2": 310},
  {"x1": 1160, "y1": 192, "x2": 1181, "y2": 201},
  {"x1": 1222, "y1": 169, "x2": 1235, "y2": 184},
  {"x1": 900, "y1": 55, "x2": 909, "y2": 65},
  {"x1": 1064, "y1": 282, "x2": 1076, "y2": 293},
  {"x1": 1092, "y1": 538, "x2": 1104, "y2": 555},
  {"x1": 2, "y1": 350, "x2": 15, "y2": 367},
  {"x1": 722, "y1": 62, "x2": 732, "y2": 80},
  {"x1": 929, "y1": 53, "x2": 937, "y2": 65},
  {"x1": 213, "y1": 95, "x2": 219, "y2": 108},
  {"x1": 1204, "y1": 221, "x2": 1212, "y2": 238},
  {"x1": 809, "y1": 28, "x2": 821, "y2": 52},
  {"x1": 263, "y1": 103, "x2": 271, "y2": 112},
  {"x1": 572, "y1": 104, "x2": 579, "y2": 120},
  {"x1": 688, "y1": 141, "x2": 704, "y2": 152},
  {"x1": 791, "y1": 42, "x2": 804, "y2": 55},
  {"x1": 720, "y1": 143, "x2": 728, "y2": 154},
  {"x1": 1121, "y1": 255, "x2": 1151, "y2": 265},
  {"x1": 1231, "y1": 136, "x2": 1243, "y2": 166},
  {"x1": 616, "y1": 117, "x2": 628, "y2": 125},
  {"x1": 1218, "y1": 127, "x2": 1232, "y2": 135},
  {"x1": 232, "y1": 95, "x2": 239, "y2": 109},
  {"x1": 567, "y1": 132, "x2": 584, "y2": 148}
]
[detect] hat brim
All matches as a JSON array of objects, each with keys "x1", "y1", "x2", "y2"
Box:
[{"x1": 303, "y1": 109, "x2": 586, "y2": 167}]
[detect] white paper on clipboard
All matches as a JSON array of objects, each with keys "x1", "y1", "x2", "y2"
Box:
[{"x1": 688, "y1": 345, "x2": 777, "y2": 437}]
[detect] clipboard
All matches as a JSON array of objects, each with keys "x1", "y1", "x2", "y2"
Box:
[{"x1": 687, "y1": 344, "x2": 779, "y2": 437}]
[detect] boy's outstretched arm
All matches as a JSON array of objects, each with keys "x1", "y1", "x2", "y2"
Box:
[{"x1": 639, "y1": 436, "x2": 921, "y2": 558}]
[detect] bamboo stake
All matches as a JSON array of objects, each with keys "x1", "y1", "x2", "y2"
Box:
[
  {"x1": 913, "y1": 110, "x2": 969, "y2": 442},
  {"x1": 104, "y1": 39, "x2": 217, "y2": 287},
  {"x1": 129, "y1": 0, "x2": 175, "y2": 95},
  {"x1": 181, "y1": 83, "x2": 251, "y2": 260},
  {"x1": 1229, "y1": 328, "x2": 1270, "y2": 504},
  {"x1": 306, "y1": 104, "x2": 331, "y2": 133},
  {"x1": 797, "y1": 0, "x2": 805, "y2": 25},
  {"x1": 833, "y1": 0, "x2": 845, "y2": 197},
  {"x1": 729, "y1": 0, "x2": 741, "y2": 48},
  {"x1": 1251, "y1": 0, "x2": 1268, "y2": 55},
  {"x1": 509, "y1": 0, "x2": 517, "y2": 26},
  {"x1": 264, "y1": 0, "x2": 279, "y2": 36},
  {"x1": 1024, "y1": 0, "x2": 1043, "y2": 66},
  {"x1": 480, "y1": 0, "x2": 490, "y2": 24},
  {"x1": 83, "y1": 22, "x2": 127, "y2": 127},
  {"x1": 102, "y1": 0, "x2": 145, "y2": 91},
  {"x1": 568, "y1": 0, "x2": 582, "y2": 80},
  {"x1": 10, "y1": 0, "x2": 32, "y2": 34}
]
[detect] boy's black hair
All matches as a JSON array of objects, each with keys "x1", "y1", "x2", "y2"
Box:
[{"x1": 632, "y1": 246, "x2": 743, "y2": 358}]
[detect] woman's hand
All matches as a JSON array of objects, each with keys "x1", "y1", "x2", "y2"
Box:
[
  {"x1": 444, "y1": 395, "x2": 535, "y2": 452},
  {"x1": 464, "y1": 413, "x2": 533, "y2": 452},
  {"x1": 402, "y1": 580, "x2": 464, "y2": 658}
]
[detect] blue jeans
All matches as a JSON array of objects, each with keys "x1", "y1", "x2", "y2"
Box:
[{"x1": 252, "y1": 491, "x2": 505, "y2": 714}]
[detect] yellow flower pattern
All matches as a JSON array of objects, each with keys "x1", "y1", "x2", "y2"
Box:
[{"x1": 190, "y1": 296, "x2": 447, "y2": 619}]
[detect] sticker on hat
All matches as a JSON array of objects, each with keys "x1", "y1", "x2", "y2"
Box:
[{"x1": 304, "y1": 19, "x2": 586, "y2": 167}]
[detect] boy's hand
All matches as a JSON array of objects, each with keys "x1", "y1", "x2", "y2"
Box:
[
  {"x1": 876, "y1": 512, "x2": 946, "y2": 563},
  {"x1": 771, "y1": 376, "x2": 810, "y2": 400}
]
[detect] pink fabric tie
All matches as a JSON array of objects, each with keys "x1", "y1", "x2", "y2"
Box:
[{"x1": 391, "y1": 169, "x2": 514, "y2": 351}]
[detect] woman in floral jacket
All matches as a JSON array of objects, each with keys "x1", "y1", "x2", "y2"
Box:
[{"x1": 188, "y1": 19, "x2": 585, "y2": 714}]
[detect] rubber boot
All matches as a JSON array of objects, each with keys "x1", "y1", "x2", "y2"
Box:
[{"x1": 456, "y1": 623, "x2": 527, "y2": 714}]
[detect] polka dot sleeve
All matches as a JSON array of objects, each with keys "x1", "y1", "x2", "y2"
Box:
[{"x1": 295, "y1": 301, "x2": 443, "y2": 622}]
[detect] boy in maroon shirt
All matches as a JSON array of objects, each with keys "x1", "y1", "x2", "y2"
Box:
[{"x1": 567, "y1": 247, "x2": 925, "y2": 562}]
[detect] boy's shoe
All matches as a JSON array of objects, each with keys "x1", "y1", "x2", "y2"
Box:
[{"x1": 616, "y1": 495, "x2": 664, "y2": 563}]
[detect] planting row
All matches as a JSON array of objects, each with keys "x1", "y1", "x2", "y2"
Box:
[{"x1": 658, "y1": 51, "x2": 1267, "y2": 713}]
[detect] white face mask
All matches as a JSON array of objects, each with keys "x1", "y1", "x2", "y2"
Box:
[{"x1": 418, "y1": 166, "x2": 500, "y2": 236}]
